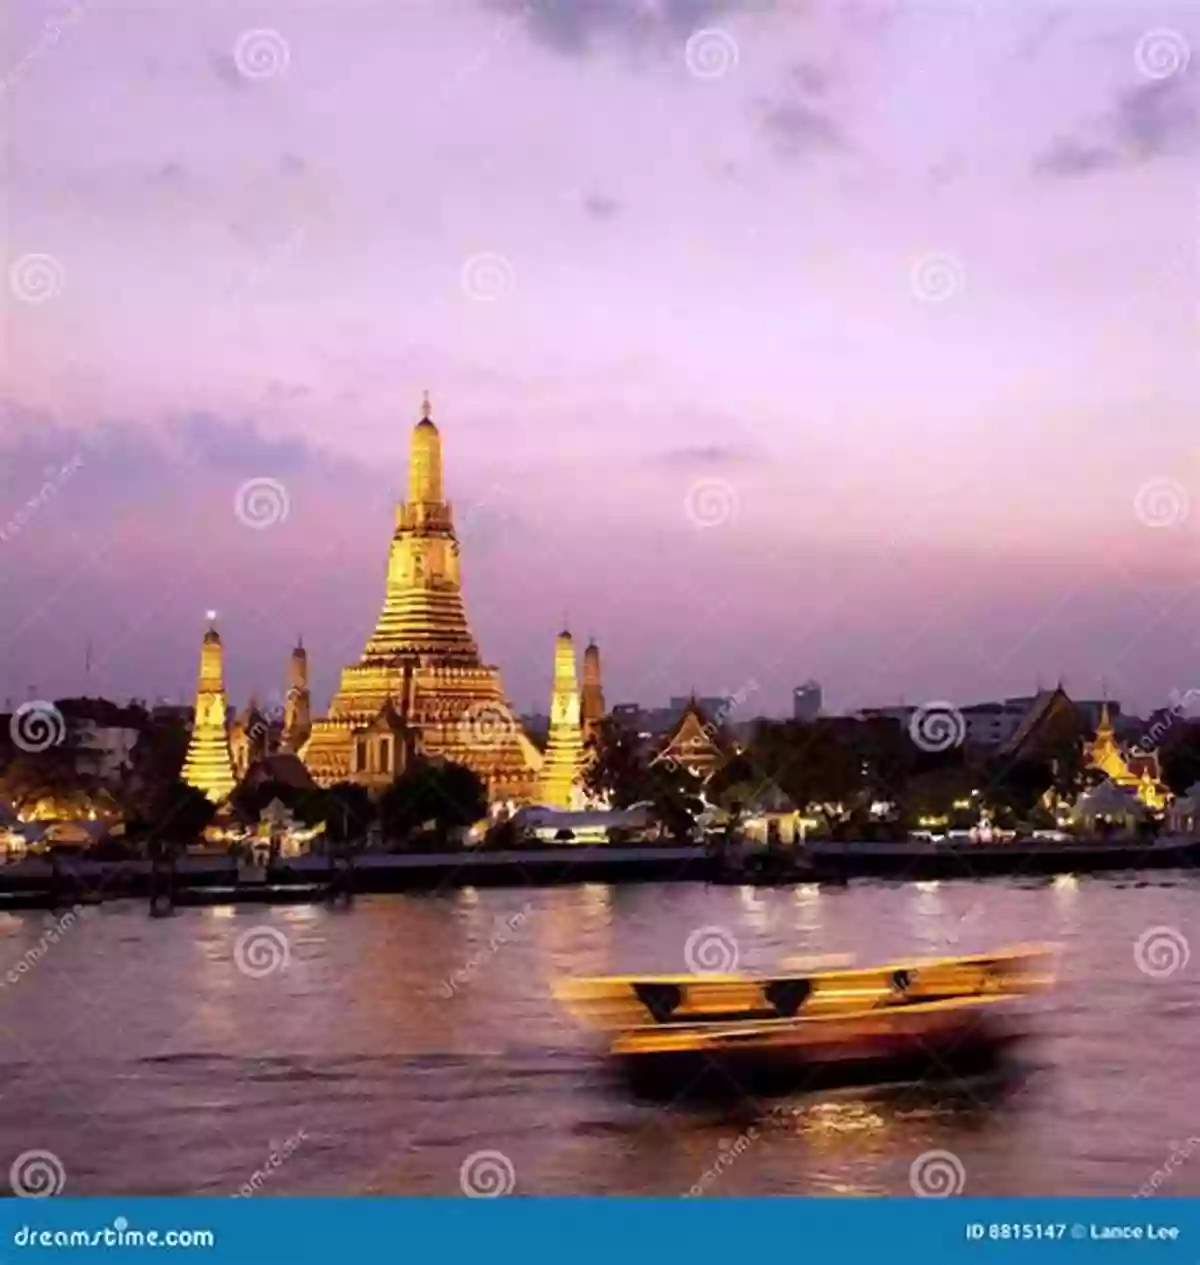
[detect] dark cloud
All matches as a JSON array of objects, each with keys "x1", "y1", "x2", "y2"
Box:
[
  {"x1": 757, "y1": 52, "x2": 847, "y2": 160},
  {"x1": 491, "y1": 0, "x2": 771, "y2": 57},
  {"x1": 170, "y1": 415, "x2": 318, "y2": 474},
  {"x1": 210, "y1": 51, "x2": 246, "y2": 90},
  {"x1": 657, "y1": 442, "x2": 760, "y2": 466},
  {"x1": 0, "y1": 407, "x2": 344, "y2": 497},
  {"x1": 1033, "y1": 75, "x2": 1198, "y2": 178},
  {"x1": 583, "y1": 193, "x2": 621, "y2": 220},
  {"x1": 150, "y1": 161, "x2": 187, "y2": 185},
  {"x1": 789, "y1": 61, "x2": 830, "y2": 95},
  {"x1": 265, "y1": 381, "x2": 312, "y2": 403},
  {"x1": 760, "y1": 100, "x2": 845, "y2": 157},
  {"x1": 1118, "y1": 78, "x2": 1198, "y2": 158},
  {"x1": 1032, "y1": 137, "x2": 1120, "y2": 179}
]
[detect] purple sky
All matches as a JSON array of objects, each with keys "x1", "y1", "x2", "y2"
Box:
[{"x1": 3, "y1": 0, "x2": 1200, "y2": 719}]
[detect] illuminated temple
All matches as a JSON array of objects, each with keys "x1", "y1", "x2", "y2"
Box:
[
  {"x1": 181, "y1": 614, "x2": 237, "y2": 803},
  {"x1": 302, "y1": 395, "x2": 541, "y2": 801},
  {"x1": 1086, "y1": 702, "x2": 1168, "y2": 810},
  {"x1": 537, "y1": 630, "x2": 586, "y2": 809}
]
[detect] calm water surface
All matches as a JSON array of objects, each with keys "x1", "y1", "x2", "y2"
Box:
[{"x1": 1, "y1": 875, "x2": 1197, "y2": 1196}]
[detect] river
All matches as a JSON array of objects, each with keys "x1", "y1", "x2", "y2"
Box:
[{"x1": 0, "y1": 874, "x2": 1196, "y2": 1196}]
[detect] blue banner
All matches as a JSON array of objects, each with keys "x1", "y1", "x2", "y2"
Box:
[{"x1": 0, "y1": 1199, "x2": 1196, "y2": 1263}]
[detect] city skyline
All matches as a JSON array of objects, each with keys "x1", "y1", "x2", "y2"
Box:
[{"x1": 3, "y1": 0, "x2": 1200, "y2": 716}]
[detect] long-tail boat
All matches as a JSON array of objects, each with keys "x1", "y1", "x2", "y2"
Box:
[{"x1": 554, "y1": 943, "x2": 1057, "y2": 1087}]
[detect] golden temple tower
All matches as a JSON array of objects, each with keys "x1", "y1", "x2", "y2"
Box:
[
  {"x1": 181, "y1": 613, "x2": 237, "y2": 802},
  {"x1": 303, "y1": 394, "x2": 540, "y2": 800},
  {"x1": 282, "y1": 638, "x2": 311, "y2": 753},
  {"x1": 581, "y1": 638, "x2": 605, "y2": 742},
  {"x1": 538, "y1": 629, "x2": 586, "y2": 809}
]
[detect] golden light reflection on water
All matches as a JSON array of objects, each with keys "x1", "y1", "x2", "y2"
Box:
[
  {"x1": 780, "y1": 1100, "x2": 889, "y2": 1141},
  {"x1": 759, "y1": 1100, "x2": 894, "y2": 1195},
  {"x1": 793, "y1": 883, "x2": 822, "y2": 936},
  {"x1": 909, "y1": 880, "x2": 948, "y2": 950},
  {"x1": 739, "y1": 885, "x2": 769, "y2": 933},
  {"x1": 1053, "y1": 873, "x2": 1080, "y2": 938},
  {"x1": 581, "y1": 884, "x2": 610, "y2": 917},
  {"x1": 537, "y1": 887, "x2": 612, "y2": 977}
]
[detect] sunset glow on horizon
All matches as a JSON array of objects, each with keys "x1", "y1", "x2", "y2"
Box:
[{"x1": 3, "y1": 0, "x2": 1200, "y2": 717}]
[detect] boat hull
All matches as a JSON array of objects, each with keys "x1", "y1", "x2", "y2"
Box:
[{"x1": 614, "y1": 995, "x2": 1031, "y2": 1095}]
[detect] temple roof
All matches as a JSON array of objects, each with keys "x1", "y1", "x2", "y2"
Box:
[
  {"x1": 1073, "y1": 779, "x2": 1146, "y2": 817},
  {"x1": 655, "y1": 697, "x2": 731, "y2": 768},
  {"x1": 999, "y1": 686, "x2": 1077, "y2": 757},
  {"x1": 239, "y1": 752, "x2": 317, "y2": 792}
]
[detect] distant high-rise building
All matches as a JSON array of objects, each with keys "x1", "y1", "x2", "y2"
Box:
[{"x1": 793, "y1": 681, "x2": 822, "y2": 723}]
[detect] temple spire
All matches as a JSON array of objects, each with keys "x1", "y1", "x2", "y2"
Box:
[
  {"x1": 538, "y1": 630, "x2": 585, "y2": 808},
  {"x1": 581, "y1": 637, "x2": 605, "y2": 744},
  {"x1": 303, "y1": 399, "x2": 537, "y2": 800},
  {"x1": 409, "y1": 392, "x2": 443, "y2": 504},
  {"x1": 181, "y1": 614, "x2": 236, "y2": 802},
  {"x1": 283, "y1": 637, "x2": 312, "y2": 754}
]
